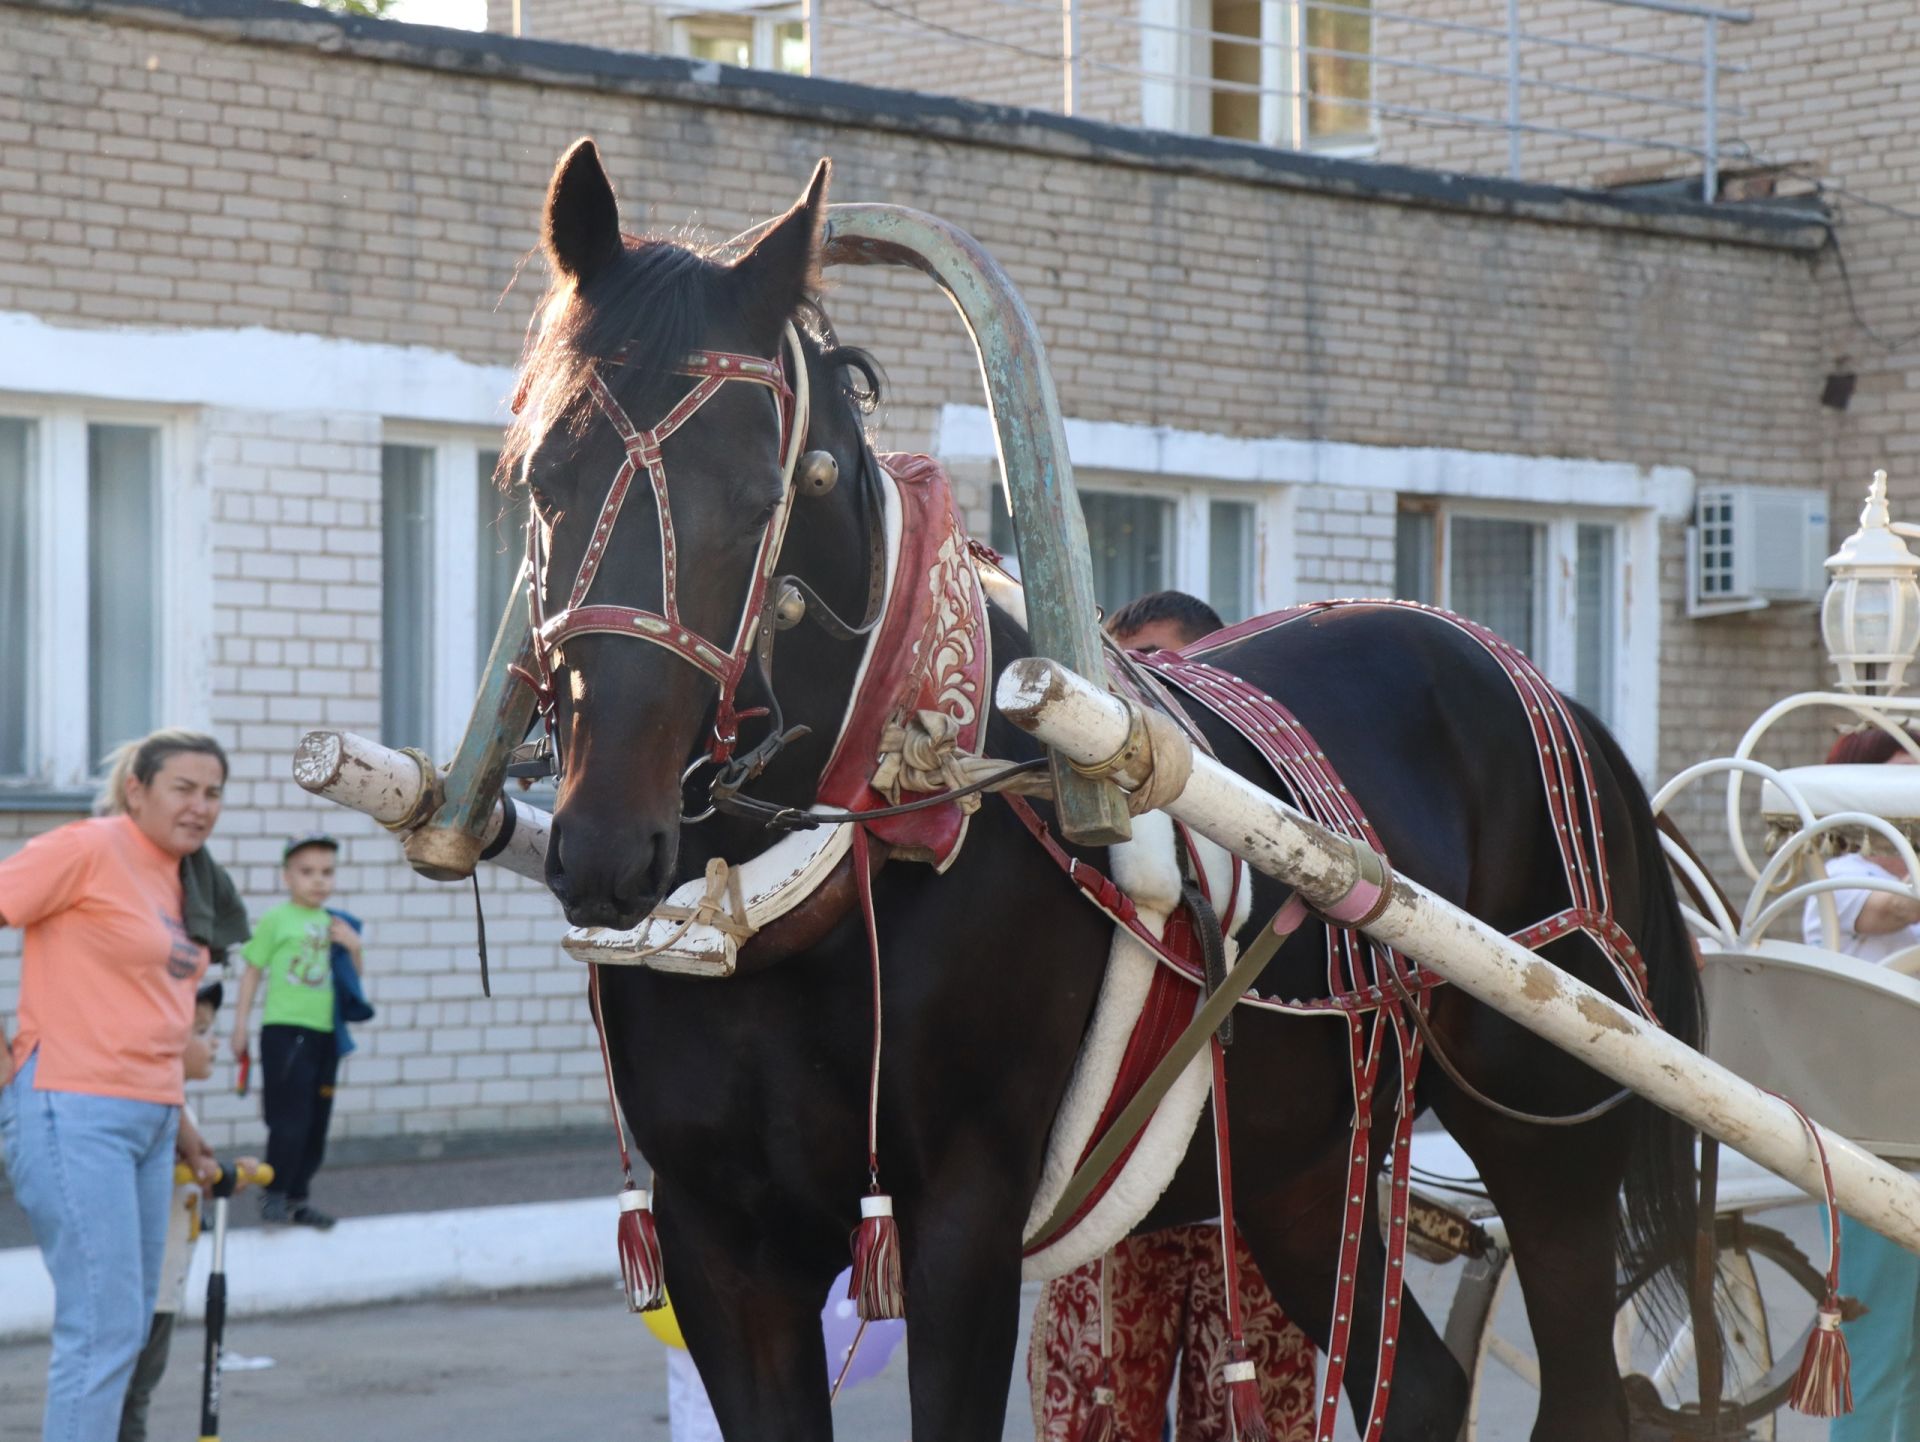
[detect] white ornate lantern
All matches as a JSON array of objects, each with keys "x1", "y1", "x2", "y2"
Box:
[{"x1": 1822, "y1": 470, "x2": 1920, "y2": 695}]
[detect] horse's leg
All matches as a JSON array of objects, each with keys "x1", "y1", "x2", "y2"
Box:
[
  {"x1": 1233, "y1": 1139, "x2": 1468, "y2": 1442},
  {"x1": 898, "y1": 1185, "x2": 1029, "y2": 1442},
  {"x1": 657, "y1": 1196, "x2": 836, "y2": 1442},
  {"x1": 1436, "y1": 1096, "x2": 1633, "y2": 1442}
]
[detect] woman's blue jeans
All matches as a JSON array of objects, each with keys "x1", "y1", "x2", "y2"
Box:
[{"x1": 0, "y1": 1050, "x2": 178, "y2": 1442}]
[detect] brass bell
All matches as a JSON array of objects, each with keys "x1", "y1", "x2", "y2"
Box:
[
  {"x1": 796, "y1": 450, "x2": 839, "y2": 497},
  {"x1": 771, "y1": 581, "x2": 808, "y2": 630}
]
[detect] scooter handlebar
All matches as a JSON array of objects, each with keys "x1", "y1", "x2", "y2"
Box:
[{"x1": 173, "y1": 1159, "x2": 275, "y2": 1197}]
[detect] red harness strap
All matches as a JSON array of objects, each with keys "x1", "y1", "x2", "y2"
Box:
[
  {"x1": 1181, "y1": 600, "x2": 1656, "y2": 1020},
  {"x1": 1145, "y1": 654, "x2": 1421, "y2": 1442}
]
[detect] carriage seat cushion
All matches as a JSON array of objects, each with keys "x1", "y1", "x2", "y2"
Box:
[{"x1": 1759, "y1": 764, "x2": 1920, "y2": 826}]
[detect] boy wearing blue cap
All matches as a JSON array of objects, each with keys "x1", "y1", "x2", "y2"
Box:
[{"x1": 230, "y1": 834, "x2": 364, "y2": 1229}]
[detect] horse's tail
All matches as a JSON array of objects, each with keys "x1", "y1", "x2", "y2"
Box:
[{"x1": 1574, "y1": 703, "x2": 1705, "y2": 1315}]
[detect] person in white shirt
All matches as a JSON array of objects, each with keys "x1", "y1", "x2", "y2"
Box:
[{"x1": 1800, "y1": 725, "x2": 1920, "y2": 1441}]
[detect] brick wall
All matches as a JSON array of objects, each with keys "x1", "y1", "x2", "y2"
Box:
[
  {"x1": 497, "y1": 0, "x2": 659, "y2": 51},
  {"x1": 494, "y1": 0, "x2": 1143, "y2": 123},
  {"x1": 1294, "y1": 489, "x2": 1396, "y2": 597},
  {"x1": 0, "y1": 0, "x2": 1835, "y2": 1146}
]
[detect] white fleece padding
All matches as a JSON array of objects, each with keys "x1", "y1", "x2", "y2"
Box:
[{"x1": 1020, "y1": 810, "x2": 1254, "y2": 1280}]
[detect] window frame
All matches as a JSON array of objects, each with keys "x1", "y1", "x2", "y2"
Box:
[
  {"x1": 0, "y1": 397, "x2": 201, "y2": 798},
  {"x1": 997, "y1": 470, "x2": 1293, "y2": 625},
  {"x1": 1140, "y1": 0, "x2": 1378, "y2": 155},
  {"x1": 381, "y1": 426, "x2": 512, "y2": 762},
  {"x1": 665, "y1": 1, "x2": 808, "y2": 74},
  {"x1": 1398, "y1": 496, "x2": 1637, "y2": 734}
]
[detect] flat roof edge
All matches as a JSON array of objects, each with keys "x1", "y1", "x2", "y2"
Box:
[{"x1": 6, "y1": 0, "x2": 1832, "y2": 254}]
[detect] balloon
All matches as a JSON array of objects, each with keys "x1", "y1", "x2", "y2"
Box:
[
  {"x1": 822, "y1": 1268, "x2": 905, "y2": 1390},
  {"x1": 642, "y1": 1292, "x2": 687, "y2": 1350}
]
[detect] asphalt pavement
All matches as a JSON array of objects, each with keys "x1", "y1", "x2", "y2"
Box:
[
  {"x1": 0, "y1": 1226, "x2": 1833, "y2": 1441},
  {"x1": 0, "y1": 1281, "x2": 1028, "y2": 1442},
  {"x1": 0, "y1": 1138, "x2": 1835, "y2": 1441}
]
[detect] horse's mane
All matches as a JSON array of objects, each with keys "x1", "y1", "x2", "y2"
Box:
[{"x1": 498, "y1": 237, "x2": 881, "y2": 487}]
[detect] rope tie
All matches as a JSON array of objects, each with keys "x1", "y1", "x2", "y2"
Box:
[
  {"x1": 624, "y1": 857, "x2": 758, "y2": 957},
  {"x1": 871, "y1": 709, "x2": 1051, "y2": 810}
]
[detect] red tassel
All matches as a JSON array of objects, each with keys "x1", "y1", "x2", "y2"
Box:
[
  {"x1": 616, "y1": 1186, "x2": 666, "y2": 1313},
  {"x1": 1222, "y1": 1343, "x2": 1272, "y2": 1442},
  {"x1": 1074, "y1": 1378, "x2": 1116, "y2": 1442},
  {"x1": 848, "y1": 1193, "x2": 905, "y2": 1321},
  {"x1": 1789, "y1": 1304, "x2": 1854, "y2": 1417}
]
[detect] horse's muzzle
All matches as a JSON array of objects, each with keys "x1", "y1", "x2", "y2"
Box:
[{"x1": 546, "y1": 813, "x2": 676, "y2": 930}]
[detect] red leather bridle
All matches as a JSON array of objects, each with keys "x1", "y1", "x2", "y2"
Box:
[{"x1": 516, "y1": 322, "x2": 811, "y2": 771}]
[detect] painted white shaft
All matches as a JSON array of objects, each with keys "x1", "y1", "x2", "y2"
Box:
[
  {"x1": 995, "y1": 657, "x2": 1920, "y2": 1255},
  {"x1": 291, "y1": 730, "x2": 551, "y2": 884}
]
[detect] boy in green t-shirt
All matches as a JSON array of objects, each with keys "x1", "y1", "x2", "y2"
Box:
[{"x1": 231, "y1": 833, "x2": 362, "y2": 1229}]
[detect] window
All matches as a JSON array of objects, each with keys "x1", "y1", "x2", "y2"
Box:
[
  {"x1": 381, "y1": 445, "x2": 436, "y2": 750},
  {"x1": 476, "y1": 449, "x2": 526, "y2": 672},
  {"x1": 88, "y1": 426, "x2": 162, "y2": 765},
  {"x1": 1304, "y1": 0, "x2": 1373, "y2": 145},
  {"x1": 0, "y1": 406, "x2": 182, "y2": 794},
  {"x1": 1144, "y1": 0, "x2": 1374, "y2": 150},
  {"x1": 0, "y1": 420, "x2": 30, "y2": 779},
  {"x1": 669, "y1": 3, "x2": 807, "y2": 74},
  {"x1": 1211, "y1": 0, "x2": 1262, "y2": 142},
  {"x1": 1395, "y1": 501, "x2": 1625, "y2": 727},
  {"x1": 381, "y1": 432, "x2": 519, "y2": 759},
  {"x1": 991, "y1": 479, "x2": 1277, "y2": 625}
]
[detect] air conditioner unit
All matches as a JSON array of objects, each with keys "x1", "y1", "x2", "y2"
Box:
[{"x1": 1688, "y1": 485, "x2": 1830, "y2": 617}]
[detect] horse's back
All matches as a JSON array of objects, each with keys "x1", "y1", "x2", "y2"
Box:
[{"x1": 1175, "y1": 602, "x2": 1583, "y2": 918}]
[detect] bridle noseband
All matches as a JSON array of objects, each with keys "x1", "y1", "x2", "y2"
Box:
[{"x1": 516, "y1": 323, "x2": 811, "y2": 776}]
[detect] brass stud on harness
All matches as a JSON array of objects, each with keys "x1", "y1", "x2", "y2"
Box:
[
  {"x1": 771, "y1": 580, "x2": 808, "y2": 630},
  {"x1": 796, "y1": 449, "x2": 839, "y2": 497}
]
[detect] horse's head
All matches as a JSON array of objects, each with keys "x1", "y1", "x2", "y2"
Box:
[{"x1": 508, "y1": 140, "x2": 840, "y2": 928}]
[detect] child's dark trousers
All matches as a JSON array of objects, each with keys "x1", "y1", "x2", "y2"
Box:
[{"x1": 260, "y1": 1024, "x2": 339, "y2": 1200}]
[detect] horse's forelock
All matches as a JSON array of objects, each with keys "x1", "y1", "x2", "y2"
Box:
[{"x1": 498, "y1": 238, "x2": 731, "y2": 487}]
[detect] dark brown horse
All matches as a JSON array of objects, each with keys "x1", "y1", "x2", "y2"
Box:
[{"x1": 505, "y1": 138, "x2": 1701, "y2": 1442}]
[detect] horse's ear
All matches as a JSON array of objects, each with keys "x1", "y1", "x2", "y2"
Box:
[
  {"x1": 543, "y1": 138, "x2": 623, "y2": 285},
  {"x1": 730, "y1": 158, "x2": 830, "y2": 347}
]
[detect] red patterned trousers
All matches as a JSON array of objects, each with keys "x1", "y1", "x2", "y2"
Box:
[{"x1": 1029, "y1": 1224, "x2": 1318, "y2": 1442}]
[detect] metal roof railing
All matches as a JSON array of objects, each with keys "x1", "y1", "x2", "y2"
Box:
[{"x1": 627, "y1": 0, "x2": 1753, "y2": 203}]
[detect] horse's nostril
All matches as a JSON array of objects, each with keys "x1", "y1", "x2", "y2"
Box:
[{"x1": 645, "y1": 831, "x2": 676, "y2": 898}]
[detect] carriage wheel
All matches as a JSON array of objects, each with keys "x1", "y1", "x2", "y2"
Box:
[{"x1": 1445, "y1": 1218, "x2": 1824, "y2": 1441}]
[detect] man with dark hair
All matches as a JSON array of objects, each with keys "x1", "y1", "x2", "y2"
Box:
[{"x1": 1106, "y1": 590, "x2": 1224, "y2": 653}]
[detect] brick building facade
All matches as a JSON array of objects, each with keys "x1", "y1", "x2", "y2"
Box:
[{"x1": 0, "y1": 0, "x2": 1834, "y2": 1152}]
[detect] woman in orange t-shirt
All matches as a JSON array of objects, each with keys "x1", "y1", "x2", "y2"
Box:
[{"x1": 0, "y1": 729, "x2": 233, "y2": 1442}]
